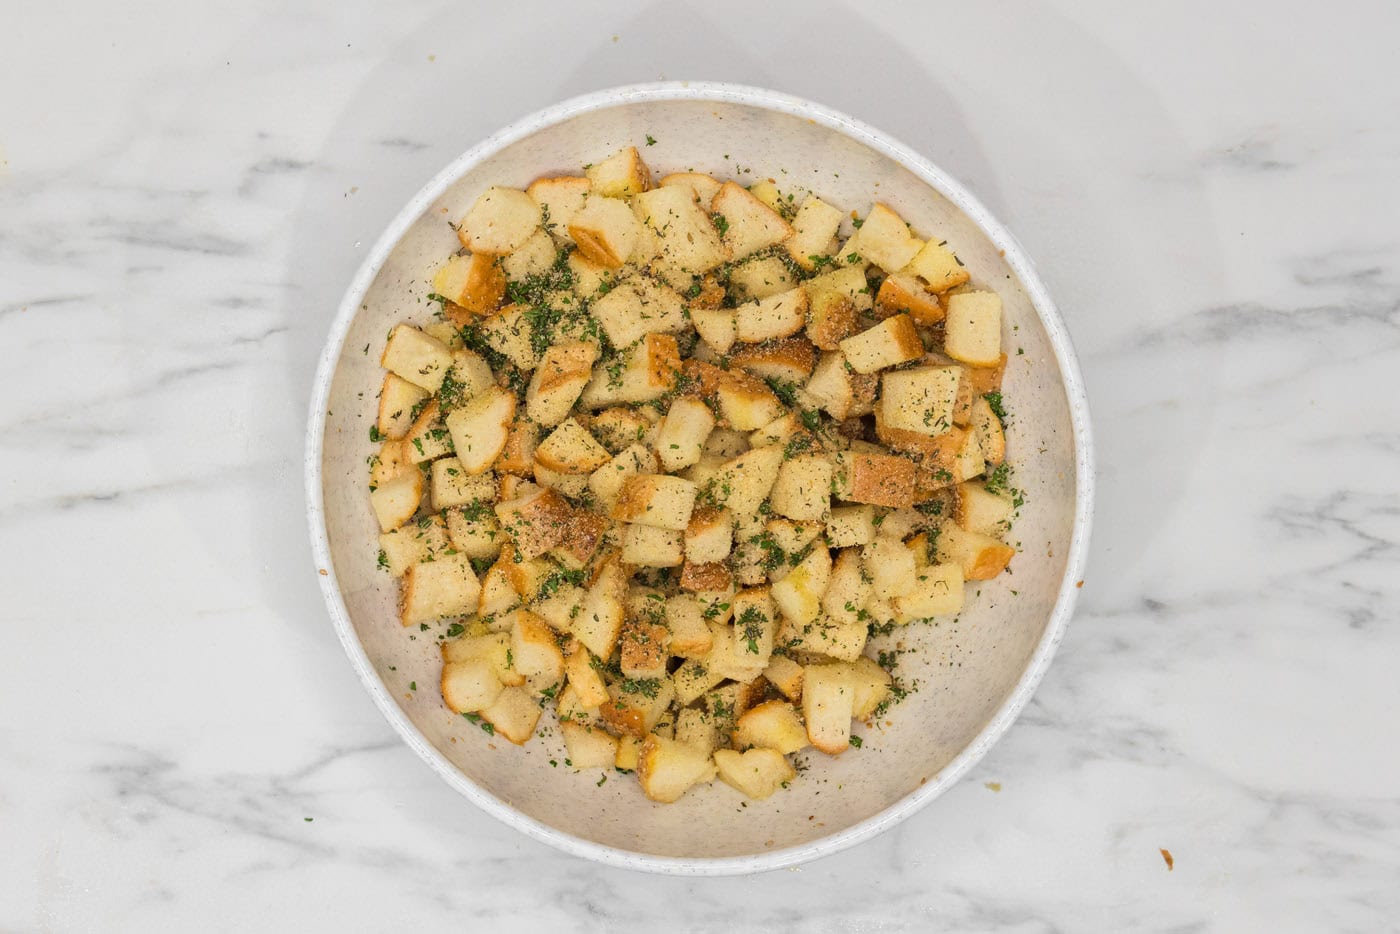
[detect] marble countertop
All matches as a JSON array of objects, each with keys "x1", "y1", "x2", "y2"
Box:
[{"x1": 3, "y1": 0, "x2": 1397, "y2": 929}]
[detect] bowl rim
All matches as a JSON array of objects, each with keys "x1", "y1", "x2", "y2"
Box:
[{"x1": 304, "y1": 80, "x2": 1095, "y2": 876}]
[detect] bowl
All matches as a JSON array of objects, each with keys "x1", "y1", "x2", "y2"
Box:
[{"x1": 305, "y1": 82, "x2": 1093, "y2": 874}]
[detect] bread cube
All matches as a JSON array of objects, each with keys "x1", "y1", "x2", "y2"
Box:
[
  {"x1": 478, "y1": 685, "x2": 542, "y2": 745},
  {"x1": 769, "y1": 454, "x2": 833, "y2": 522},
  {"x1": 730, "y1": 588, "x2": 777, "y2": 668},
  {"x1": 568, "y1": 195, "x2": 641, "y2": 268},
  {"x1": 955, "y1": 480, "x2": 1015, "y2": 535},
  {"x1": 378, "y1": 514, "x2": 449, "y2": 576},
  {"x1": 729, "y1": 254, "x2": 798, "y2": 302},
  {"x1": 401, "y1": 400, "x2": 453, "y2": 464},
  {"x1": 672, "y1": 658, "x2": 726, "y2": 706},
  {"x1": 786, "y1": 195, "x2": 845, "y2": 270},
  {"x1": 620, "y1": 616, "x2": 671, "y2": 680},
  {"x1": 369, "y1": 439, "x2": 411, "y2": 488},
  {"x1": 526, "y1": 174, "x2": 591, "y2": 243},
  {"x1": 659, "y1": 594, "x2": 710, "y2": 658},
  {"x1": 566, "y1": 249, "x2": 619, "y2": 300},
  {"x1": 631, "y1": 185, "x2": 727, "y2": 286},
  {"x1": 744, "y1": 179, "x2": 786, "y2": 212},
  {"x1": 429, "y1": 459, "x2": 493, "y2": 511},
  {"x1": 442, "y1": 631, "x2": 522, "y2": 685},
  {"x1": 848, "y1": 656, "x2": 893, "y2": 721},
  {"x1": 802, "y1": 664, "x2": 855, "y2": 754},
  {"x1": 970, "y1": 395, "x2": 1006, "y2": 467},
  {"x1": 670, "y1": 707, "x2": 717, "y2": 756},
  {"x1": 804, "y1": 265, "x2": 870, "y2": 350},
  {"x1": 832, "y1": 450, "x2": 919, "y2": 508},
  {"x1": 444, "y1": 350, "x2": 497, "y2": 409},
  {"x1": 713, "y1": 748, "x2": 795, "y2": 800},
  {"x1": 705, "y1": 445, "x2": 784, "y2": 514},
  {"x1": 560, "y1": 721, "x2": 619, "y2": 769},
  {"x1": 534, "y1": 418, "x2": 611, "y2": 474},
  {"x1": 702, "y1": 427, "x2": 751, "y2": 459},
  {"x1": 601, "y1": 678, "x2": 675, "y2": 739},
  {"x1": 805, "y1": 350, "x2": 878, "y2": 421},
  {"x1": 862, "y1": 535, "x2": 917, "y2": 601},
  {"x1": 902, "y1": 238, "x2": 970, "y2": 293},
  {"x1": 685, "y1": 507, "x2": 734, "y2": 564},
  {"x1": 443, "y1": 386, "x2": 515, "y2": 474},
  {"x1": 715, "y1": 372, "x2": 785, "y2": 431},
  {"x1": 380, "y1": 325, "x2": 454, "y2": 393},
  {"x1": 893, "y1": 562, "x2": 965, "y2": 620},
  {"x1": 659, "y1": 171, "x2": 723, "y2": 205},
  {"x1": 761, "y1": 655, "x2": 805, "y2": 702},
  {"x1": 478, "y1": 303, "x2": 540, "y2": 370},
  {"x1": 579, "y1": 333, "x2": 682, "y2": 408},
  {"x1": 621, "y1": 523, "x2": 684, "y2": 567},
  {"x1": 370, "y1": 470, "x2": 424, "y2": 533},
  {"x1": 491, "y1": 487, "x2": 569, "y2": 559},
  {"x1": 587, "y1": 442, "x2": 657, "y2": 512},
  {"x1": 441, "y1": 658, "x2": 504, "y2": 714},
  {"x1": 589, "y1": 407, "x2": 652, "y2": 453},
  {"x1": 401, "y1": 553, "x2": 481, "y2": 626},
  {"x1": 764, "y1": 517, "x2": 822, "y2": 557},
  {"x1": 562, "y1": 640, "x2": 609, "y2": 707},
  {"x1": 573, "y1": 559, "x2": 626, "y2": 658},
  {"x1": 421, "y1": 320, "x2": 465, "y2": 348},
  {"x1": 458, "y1": 187, "x2": 541, "y2": 255},
  {"x1": 376, "y1": 374, "x2": 428, "y2": 443},
  {"x1": 845, "y1": 203, "x2": 920, "y2": 273},
  {"x1": 935, "y1": 521, "x2": 1015, "y2": 580},
  {"x1": 734, "y1": 286, "x2": 808, "y2": 344},
  {"x1": 729, "y1": 337, "x2": 817, "y2": 386},
  {"x1": 432, "y1": 251, "x2": 505, "y2": 316},
  {"x1": 771, "y1": 546, "x2": 832, "y2": 626},
  {"x1": 654, "y1": 397, "x2": 716, "y2": 472},
  {"x1": 711, "y1": 180, "x2": 793, "y2": 261},
  {"x1": 525, "y1": 341, "x2": 598, "y2": 428},
  {"x1": 876, "y1": 273, "x2": 944, "y2": 324},
  {"x1": 839, "y1": 314, "x2": 924, "y2": 374},
  {"x1": 880, "y1": 365, "x2": 961, "y2": 437},
  {"x1": 691, "y1": 307, "x2": 737, "y2": 354},
  {"x1": 586, "y1": 145, "x2": 652, "y2": 197},
  {"x1": 826, "y1": 505, "x2": 877, "y2": 548},
  {"x1": 821, "y1": 548, "x2": 872, "y2": 624},
  {"x1": 587, "y1": 275, "x2": 687, "y2": 349},
  {"x1": 944, "y1": 291, "x2": 1003, "y2": 367},
  {"x1": 494, "y1": 415, "x2": 538, "y2": 477},
  {"x1": 476, "y1": 560, "x2": 520, "y2": 619},
  {"x1": 499, "y1": 228, "x2": 557, "y2": 282},
  {"x1": 612, "y1": 474, "x2": 698, "y2": 531},
  {"x1": 679, "y1": 560, "x2": 732, "y2": 594},
  {"x1": 637, "y1": 734, "x2": 718, "y2": 803},
  {"x1": 510, "y1": 610, "x2": 566, "y2": 696}
]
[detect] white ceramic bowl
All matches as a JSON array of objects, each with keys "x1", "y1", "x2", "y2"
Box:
[{"x1": 306, "y1": 82, "x2": 1093, "y2": 874}]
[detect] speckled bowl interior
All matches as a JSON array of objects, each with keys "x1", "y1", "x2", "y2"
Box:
[{"x1": 309, "y1": 85, "x2": 1091, "y2": 873}]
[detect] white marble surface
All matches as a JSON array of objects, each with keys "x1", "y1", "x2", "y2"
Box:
[{"x1": 2, "y1": 0, "x2": 1397, "y2": 929}]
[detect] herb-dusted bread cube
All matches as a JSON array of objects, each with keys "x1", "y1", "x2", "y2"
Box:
[
  {"x1": 378, "y1": 514, "x2": 449, "y2": 576},
  {"x1": 377, "y1": 373, "x2": 428, "y2": 441},
  {"x1": 665, "y1": 593, "x2": 715, "y2": 658},
  {"x1": 970, "y1": 395, "x2": 1007, "y2": 467},
  {"x1": 862, "y1": 535, "x2": 918, "y2": 601},
  {"x1": 587, "y1": 275, "x2": 687, "y2": 349},
  {"x1": 654, "y1": 396, "x2": 716, "y2": 472},
  {"x1": 590, "y1": 407, "x2": 653, "y2": 453},
  {"x1": 893, "y1": 562, "x2": 965, "y2": 620},
  {"x1": 588, "y1": 443, "x2": 658, "y2": 512},
  {"x1": 573, "y1": 557, "x2": 626, "y2": 658},
  {"x1": 713, "y1": 748, "x2": 795, "y2": 800},
  {"x1": 525, "y1": 341, "x2": 599, "y2": 428},
  {"x1": 684, "y1": 506, "x2": 733, "y2": 564},
  {"x1": 620, "y1": 614, "x2": 671, "y2": 680},
  {"x1": 563, "y1": 640, "x2": 609, "y2": 707},
  {"x1": 432, "y1": 252, "x2": 507, "y2": 316},
  {"x1": 442, "y1": 631, "x2": 522, "y2": 685},
  {"x1": 381, "y1": 325, "x2": 454, "y2": 393},
  {"x1": 495, "y1": 415, "x2": 538, "y2": 477},
  {"x1": 691, "y1": 307, "x2": 737, "y2": 354},
  {"x1": 805, "y1": 265, "x2": 871, "y2": 350},
  {"x1": 612, "y1": 474, "x2": 698, "y2": 530},
  {"x1": 832, "y1": 450, "x2": 920, "y2": 508},
  {"x1": 579, "y1": 333, "x2": 682, "y2": 408},
  {"x1": 443, "y1": 350, "x2": 496, "y2": 410},
  {"x1": 632, "y1": 184, "x2": 728, "y2": 287},
  {"x1": 769, "y1": 453, "x2": 834, "y2": 522},
  {"x1": 511, "y1": 610, "x2": 566, "y2": 696},
  {"x1": 880, "y1": 365, "x2": 961, "y2": 437},
  {"x1": 402, "y1": 400, "x2": 453, "y2": 463},
  {"x1": 443, "y1": 386, "x2": 516, "y2": 474},
  {"x1": 764, "y1": 517, "x2": 822, "y2": 557},
  {"x1": 729, "y1": 336, "x2": 818, "y2": 386},
  {"x1": 771, "y1": 545, "x2": 832, "y2": 626},
  {"x1": 902, "y1": 238, "x2": 970, "y2": 293},
  {"x1": 935, "y1": 520, "x2": 1015, "y2": 580},
  {"x1": 500, "y1": 229, "x2": 558, "y2": 281},
  {"x1": 804, "y1": 350, "x2": 878, "y2": 421},
  {"x1": 479, "y1": 685, "x2": 543, "y2": 745},
  {"x1": 586, "y1": 145, "x2": 652, "y2": 197},
  {"x1": 369, "y1": 439, "x2": 412, "y2": 488},
  {"x1": 729, "y1": 254, "x2": 798, "y2": 301},
  {"x1": 672, "y1": 658, "x2": 727, "y2": 706},
  {"x1": 458, "y1": 187, "x2": 541, "y2": 255},
  {"x1": 715, "y1": 371, "x2": 786, "y2": 430},
  {"x1": 674, "y1": 707, "x2": 719, "y2": 755},
  {"x1": 845, "y1": 202, "x2": 921, "y2": 273},
  {"x1": 730, "y1": 587, "x2": 777, "y2": 668},
  {"x1": 705, "y1": 445, "x2": 784, "y2": 515},
  {"x1": 786, "y1": 195, "x2": 845, "y2": 270},
  {"x1": 764, "y1": 656, "x2": 807, "y2": 703},
  {"x1": 534, "y1": 417, "x2": 611, "y2": 474},
  {"x1": 826, "y1": 505, "x2": 877, "y2": 548},
  {"x1": 494, "y1": 486, "x2": 574, "y2": 559},
  {"x1": 802, "y1": 663, "x2": 855, "y2": 754},
  {"x1": 955, "y1": 480, "x2": 1015, "y2": 535},
  {"x1": 478, "y1": 303, "x2": 540, "y2": 371},
  {"x1": 568, "y1": 195, "x2": 641, "y2": 268},
  {"x1": 734, "y1": 286, "x2": 808, "y2": 344},
  {"x1": 848, "y1": 657, "x2": 893, "y2": 721},
  {"x1": 429, "y1": 459, "x2": 495, "y2": 511},
  {"x1": 601, "y1": 677, "x2": 676, "y2": 738},
  {"x1": 875, "y1": 274, "x2": 944, "y2": 324},
  {"x1": 560, "y1": 721, "x2": 620, "y2": 769},
  {"x1": 637, "y1": 733, "x2": 718, "y2": 803},
  {"x1": 711, "y1": 180, "x2": 793, "y2": 261},
  {"x1": 838, "y1": 314, "x2": 924, "y2": 374},
  {"x1": 822, "y1": 548, "x2": 872, "y2": 624},
  {"x1": 944, "y1": 291, "x2": 1003, "y2": 367},
  {"x1": 659, "y1": 171, "x2": 723, "y2": 205},
  {"x1": 441, "y1": 658, "x2": 504, "y2": 714},
  {"x1": 526, "y1": 175, "x2": 591, "y2": 242},
  {"x1": 735, "y1": 699, "x2": 808, "y2": 754},
  {"x1": 680, "y1": 560, "x2": 731, "y2": 593},
  {"x1": 370, "y1": 470, "x2": 424, "y2": 532},
  {"x1": 476, "y1": 560, "x2": 520, "y2": 619},
  {"x1": 401, "y1": 553, "x2": 481, "y2": 626},
  {"x1": 621, "y1": 523, "x2": 684, "y2": 567}
]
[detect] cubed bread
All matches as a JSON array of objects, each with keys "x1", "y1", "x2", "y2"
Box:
[
  {"x1": 934, "y1": 520, "x2": 1015, "y2": 580},
  {"x1": 734, "y1": 286, "x2": 808, "y2": 344},
  {"x1": 478, "y1": 303, "x2": 541, "y2": 371},
  {"x1": 588, "y1": 442, "x2": 658, "y2": 512},
  {"x1": 825, "y1": 505, "x2": 877, "y2": 549},
  {"x1": 524, "y1": 341, "x2": 598, "y2": 428},
  {"x1": 587, "y1": 275, "x2": 687, "y2": 349},
  {"x1": 822, "y1": 548, "x2": 872, "y2": 623},
  {"x1": 954, "y1": 480, "x2": 1015, "y2": 535},
  {"x1": 802, "y1": 663, "x2": 855, "y2": 754},
  {"x1": 621, "y1": 523, "x2": 684, "y2": 567},
  {"x1": 970, "y1": 395, "x2": 1006, "y2": 467},
  {"x1": 458, "y1": 187, "x2": 541, "y2": 255},
  {"x1": 786, "y1": 195, "x2": 845, "y2": 270},
  {"x1": 637, "y1": 734, "x2": 717, "y2": 803},
  {"x1": 804, "y1": 350, "x2": 878, "y2": 421},
  {"x1": 944, "y1": 291, "x2": 1003, "y2": 367},
  {"x1": 401, "y1": 553, "x2": 481, "y2": 626},
  {"x1": 534, "y1": 418, "x2": 611, "y2": 474},
  {"x1": 631, "y1": 185, "x2": 728, "y2": 287},
  {"x1": 862, "y1": 535, "x2": 917, "y2": 601},
  {"x1": 704, "y1": 445, "x2": 784, "y2": 514},
  {"x1": 586, "y1": 145, "x2": 652, "y2": 197},
  {"x1": 659, "y1": 171, "x2": 723, "y2": 205},
  {"x1": 902, "y1": 238, "x2": 970, "y2": 292},
  {"x1": 560, "y1": 721, "x2": 620, "y2": 769},
  {"x1": 715, "y1": 371, "x2": 786, "y2": 431},
  {"x1": 443, "y1": 386, "x2": 516, "y2": 474},
  {"x1": 526, "y1": 175, "x2": 591, "y2": 242},
  {"x1": 370, "y1": 470, "x2": 424, "y2": 532},
  {"x1": 654, "y1": 397, "x2": 716, "y2": 472},
  {"x1": 378, "y1": 514, "x2": 449, "y2": 577},
  {"x1": 479, "y1": 685, "x2": 542, "y2": 745},
  {"x1": 875, "y1": 273, "x2": 944, "y2": 324},
  {"x1": 761, "y1": 655, "x2": 805, "y2": 702},
  {"x1": 432, "y1": 251, "x2": 506, "y2": 316},
  {"x1": 770, "y1": 545, "x2": 832, "y2": 626},
  {"x1": 429, "y1": 458, "x2": 495, "y2": 511},
  {"x1": 685, "y1": 506, "x2": 734, "y2": 564},
  {"x1": 838, "y1": 314, "x2": 925, "y2": 374},
  {"x1": 380, "y1": 325, "x2": 454, "y2": 393},
  {"x1": 377, "y1": 373, "x2": 428, "y2": 441},
  {"x1": 728, "y1": 336, "x2": 817, "y2": 386},
  {"x1": 713, "y1": 748, "x2": 796, "y2": 800},
  {"x1": 665, "y1": 594, "x2": 715, "y2": 658},
  {"x1": 612, "y1": 473, "x2": 698, "y2": 531},
  {"x1": 729, "y1": 254, "x2": 798, "y2": 302},
  {"x1": 893, "y1": 562, "x2": 965, "y2": 620},
  {"x1": 691, "y1": 307, "x2": 737, "y2": 354},
  {"x1": 880, "y1": 365, "x2": 961, "y2": 436},
  {"x1": 441, "y1": 658, "x2": 504, "y2": 714},
  {"x1": 568, "y1": 195, "x2": 641, "y2": 268},
  {"x1": 493, "y1": 486, "x2": 574, "y2": 559},
  {"x1": 769, "y1": 453, "x2": 834, "y2": 522},
  {"x1": 711, "y1": 180, "x2": 793, "y2": 261},
  {"x1": 845, "y1": 202, "x2": 921, "y2": 273},
  {"x1": 832, "y1": 450, "x2": 920, "y2": 508}
]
